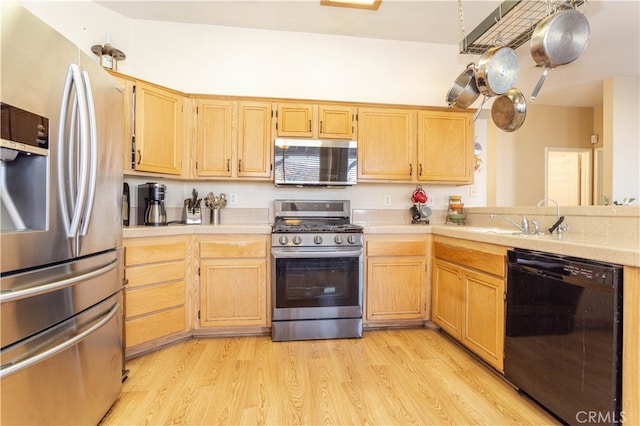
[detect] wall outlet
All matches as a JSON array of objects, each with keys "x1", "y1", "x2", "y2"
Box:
[
  {"x1": 228, "y1": 192, "x2": 238, "y2": 205},
  {"x1": 469, "y1": 186, "x2": 477, "y2": 198},
  {"x1": 383, "y1": 195, "x2": 391, "y2": 206}
]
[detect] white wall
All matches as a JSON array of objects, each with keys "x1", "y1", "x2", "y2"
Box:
[{"x1": 603, "y1": 76, "x2": 640, "y2": 204}]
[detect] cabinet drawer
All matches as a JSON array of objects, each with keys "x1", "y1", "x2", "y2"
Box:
[
  {"x1": 367, "y1": 238, "x2": 426, "y2": 257},
  {"x1": 434, "y1": 242, "x2": 505, "y2": 277},
  {"x1": 126, "y1": 281, "x2": 185, "y2": 318},
  {"x1": 200, "y1": 235, "x2": 267, "y2": 258},
  {"x1": 126, "y1": 261, "x2": 185, "y2": 288},
  {"x1": 125, "y1": 240, "x2": 185, "y2": 266},
  {"x1": 125, "y1": 307, "x2": 185, "y2": 348}
]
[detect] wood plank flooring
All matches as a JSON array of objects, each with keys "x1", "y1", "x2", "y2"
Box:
[{"x1": 100, "y1": 328, "x2": 559, "y2": 425}]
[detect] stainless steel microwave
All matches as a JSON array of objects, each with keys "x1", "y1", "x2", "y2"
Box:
[{"x1": 274, "y1": 138, "x2": 357, "y2": 187}]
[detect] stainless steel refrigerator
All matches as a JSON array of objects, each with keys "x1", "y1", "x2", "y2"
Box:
[{"x1": 1, "y1": 4, "x2": 124, "y2": 424}]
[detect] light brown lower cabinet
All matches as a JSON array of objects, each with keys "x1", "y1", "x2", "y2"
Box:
[
  {"x1": 197, "y1": 235, "x2": 269, "y2": 331},
  {"x1": 123, "y1": 236, "x2": 190, "y2": 356},
  {"x1": 432, "y1": 236, "x2": 507, "y2": 372},
  {"x1": 365, "y1": 234, "x2": 427, "y2": 324}
]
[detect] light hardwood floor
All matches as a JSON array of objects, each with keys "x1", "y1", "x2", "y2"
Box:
[{"x1": 100, "y1": 328, "x2": 559, "y2": 425}]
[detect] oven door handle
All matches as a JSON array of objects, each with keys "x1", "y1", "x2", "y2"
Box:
[{"x1": 272, "y1": 249, "x2": 362, "y2": 259}]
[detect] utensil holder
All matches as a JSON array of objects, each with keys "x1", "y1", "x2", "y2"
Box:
[
  {"x1": 209, "y1": 208, "x2": 221, "y2": 225},
  {"x1": 211, "y1": 208, "x2": 221, "y2": 225}
]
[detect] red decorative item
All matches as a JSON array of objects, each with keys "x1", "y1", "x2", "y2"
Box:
[{"x1": 411, "y1": 185, "x2": 428, "y2": 204}]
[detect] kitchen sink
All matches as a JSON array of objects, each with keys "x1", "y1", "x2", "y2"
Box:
[{"x1": 463, "y1": 227, "x2": 523, "y2": 235}]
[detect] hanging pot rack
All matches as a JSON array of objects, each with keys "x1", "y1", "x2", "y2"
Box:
[{"x1": 459, "y1": 0, "x2": 585, "y2": 55}]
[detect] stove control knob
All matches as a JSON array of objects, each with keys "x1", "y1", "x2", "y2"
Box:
[
  {"x1": 347, "y1": 235, "x2": 359, "y2": 245},
  {"x1": 278, "y1": 235, "x2": 289, "y2": 245},
  {"x1": 292, "y1": 235, "x2": 302, "y2": 245},
  {"x1": 313, "y1": 235, "x2": 323, "y2": 245},
  {"x1": 334, "y1": 235, "x2": 344, "y2": 244}
]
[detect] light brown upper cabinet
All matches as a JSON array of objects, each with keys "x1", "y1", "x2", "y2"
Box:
[
  {"x1": 417, "y1": 110, "x2": 474, "y2": 184},
  {"x1": 275, "y1": 103, "x2": 355, "y2": 139},
  {"x1": 110, "y1": 72, "x2": 185, "y2": 176},
  {"x1": 195, "y1": 99, "x2": 273, "y2": 180},
  {"x1": 358, "y1": 107, "x2": 474, "y2": 184},
  {"x1": 133, "y1": 80, "x2": 185, "y2": 175},
  {"x1": 276, "y1": 103, "x2": 313, "y2": 137},
  {"x1": 318, "y1": 105, "x2": 355, "y2": 139},
  {"x1": 357, "y1": 107, "x2": 416, "y2": 181},
  {"x1": 237, "y1": 101, "x2": 273, "y2": 178},
  {"x1": 195, "y1": 99, "x2": 234, "y2": 177}
]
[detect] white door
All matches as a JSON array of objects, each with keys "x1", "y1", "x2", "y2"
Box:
[{"x1": 546, "y1": 149, "x2": 592, "y2": 206}]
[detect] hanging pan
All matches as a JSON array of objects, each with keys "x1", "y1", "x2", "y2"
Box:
[
  {"x1": 476, "y1": 45, "x2": 520, "y2": 97},
  {"x1": 474, "y1": 45, "x2": 519, "y2": 121},
  {"x1": 530, "y1": 7, "x2": 590, "y2": 101},
  {"x1": 491, "y1": 88, "x2": 527, "y2": 132},
  {"x1": 446, "y1": 63, "x2": 480, "y2": 108}
]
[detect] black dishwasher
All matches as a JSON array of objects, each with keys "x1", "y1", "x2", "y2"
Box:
[{"x1": 505, "y1": 249, "x2": 623, "y2": 426}]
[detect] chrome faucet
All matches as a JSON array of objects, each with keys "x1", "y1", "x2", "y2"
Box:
[
  {"x1": 537, "y1": 198, "x2": 568, "y2": 235},
  {"x1": 489, "y1": 214, "x2": 530, "y2": 234},
  {"x1": 536, "y1": 198, "x2": 560, "y2": 218}
]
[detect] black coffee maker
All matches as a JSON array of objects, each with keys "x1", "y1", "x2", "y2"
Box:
[{"x1": 137, "y1": 183, "x2": 167, "y2": 226}]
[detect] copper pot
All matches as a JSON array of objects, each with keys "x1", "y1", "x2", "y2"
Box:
[{"x1": 491, "y1": 88, "x2": 527, "y2": 132}]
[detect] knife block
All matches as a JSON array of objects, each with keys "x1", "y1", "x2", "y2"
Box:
[{"x1": 182, "y1": 206, "x2": 202, "y2": 224}]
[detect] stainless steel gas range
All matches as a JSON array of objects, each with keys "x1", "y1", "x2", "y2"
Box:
[{"x1": 271, "y1": 200, "x2": 363, "y2": 341}]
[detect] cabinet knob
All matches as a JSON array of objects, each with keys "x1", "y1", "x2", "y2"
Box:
[
  {"x1": 238, "y1": 159, "x2": 242, "y2": 172},
  {"x1": 227, "y1": 158, "x2": 230, "y2": 172},
  {"x1": 137, "y1": 149, "x2": 141, "y2": 165}
]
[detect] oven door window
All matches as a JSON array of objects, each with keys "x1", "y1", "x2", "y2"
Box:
[{"x1": 275, "y1": 257, "x2": 360, "y2": 308}]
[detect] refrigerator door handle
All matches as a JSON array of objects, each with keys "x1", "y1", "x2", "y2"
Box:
[
  {"x1": 0, "y1": 259, "x2": 118, "y2": 304},
  {"x1": 0, "y1": 302, "x2": 120, "y2": 379},
  {"x1": 57, "y1": 64, "x2": 90, "y2": 244},
  {"x1": 79, "y1": 70, "x2": 97, "y2": 237}
]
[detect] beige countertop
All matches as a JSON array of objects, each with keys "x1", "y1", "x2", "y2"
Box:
[
  {"x1": 122, "y1": 222, "x2": 639, "y2": 267},
  {"x1": 363, "y1": 223, "x2": 639, "y2": 267},
  {"x1": 123, "y1": 224, "x2": 272, "y2": 238}
]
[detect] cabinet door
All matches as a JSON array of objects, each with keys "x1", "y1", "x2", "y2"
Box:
[
  {"x1": 195, "y1": 99, "x2": 234, "y2": 177},
  {"x1": 318, "y1": 105, "x2": 354, "y2": 139},
  {"x1": 276, "y1": 103, "x2": 313, "y2": 137},
  {"x1": 237, "y1": 101, "x2": 272, "y2": 178},
  {"x1": 200, "y1": 258, "x2": 267, "y2": 327},
  {"x1": 417, "y1": 111, "x2": 473, "y2": 183},
  {"x1": 109, "y1": 73, "x2": 136, "y2": 174},
  {"x1": 357, "y1": 107, "x2": 415, "y2": 180},
  {"x1": 366, "y1": 257, "x2": 425, "y2": 321},
  {"x1": 462, "y1": 268, "x2": 505, "y2": 371},
  {"x1": 134, "y1": 81, "x2": 184, "y2": 175},
  {"x1": 432, "y1": 259, "x2": 463, "y2": 339}
]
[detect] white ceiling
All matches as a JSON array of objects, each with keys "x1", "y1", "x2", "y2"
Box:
[{"x1": 98, "y1": 0, "x2": 639, "y2": 107}]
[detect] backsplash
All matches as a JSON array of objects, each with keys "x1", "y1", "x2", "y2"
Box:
[{"x1": 352, "y1": 206, "x2": 639, "y2": 244}]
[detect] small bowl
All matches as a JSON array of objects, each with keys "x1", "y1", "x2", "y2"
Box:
[
  {"x1": 449, "y1": 203, "x2": 464, "y2": 212},
  {"x1": 448, "y1": 213, "x2": 467, "y2": 221}
]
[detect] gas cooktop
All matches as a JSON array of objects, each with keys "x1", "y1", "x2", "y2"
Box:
[{"x1": 272, "y1": 223, "x2": 363, "y2": 234}]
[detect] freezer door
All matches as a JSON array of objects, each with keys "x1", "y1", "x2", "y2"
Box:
[
  {"x1": 0, "y1": 250, "x2": 122, "y2": 348},
  {"x1": 0, "y1": 3, "x2": 123, "y2": 274},
  {"x1": 1, "y1": 293, "x2": 123, "y2": 425}
]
